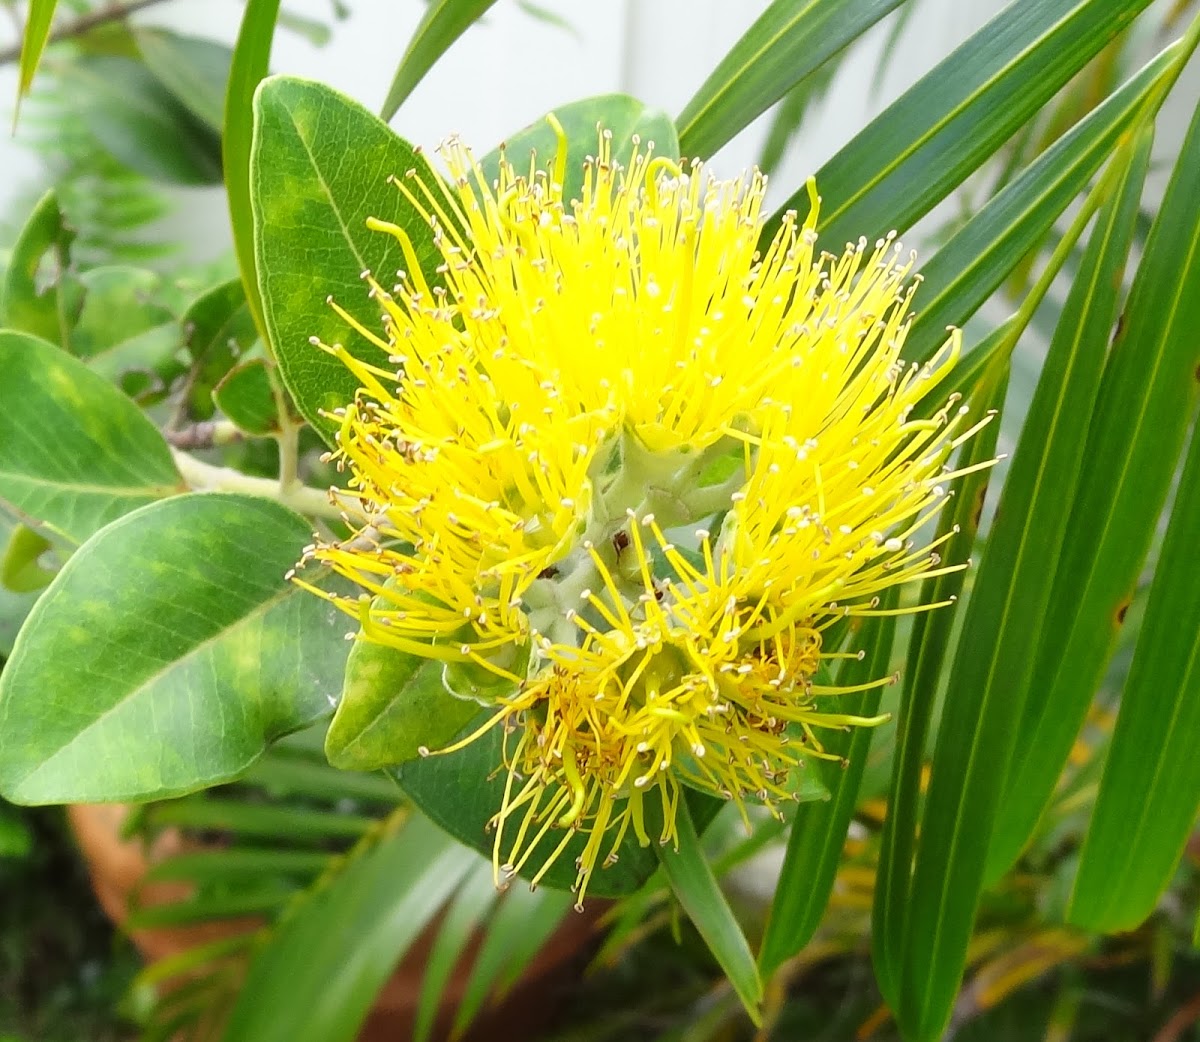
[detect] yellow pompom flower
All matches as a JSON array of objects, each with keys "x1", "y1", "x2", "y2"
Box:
[{"x1": 297, "y1": 120, "x2": 989, "y2": 907}]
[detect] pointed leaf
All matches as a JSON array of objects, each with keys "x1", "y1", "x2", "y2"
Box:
[
  {"x1": 897, "y1": 128, "x2": 1158, "y2": 1042},
  {"x1": 871, "y1": 364, "x2": 1008, "y2": 1011},
  {"x1": 0, "y1": 494, "x2": 351, "y2": 804},
  {"x1": 655, "y1": 799, "x2": 762, "y2": 1023},
  {"x1": 903, "y1": 45, "x2": 1172, "y2": 366},
  {"x1": 450, "y1": 882, "x2": 573, "y2": 1038},
  {"x1": 484, "y1": 94, "x2": 678, "y2": 206},
  {"x1": 15, "y1": 0, "x2": 58, "y2": 110},
  {"x1": 985, "y1": 128, "x2": 1153, "y2": 881},
  {"x1": 766, "y1": 0, "x2": 1154, "y2": 249},
  {"x1": 380, "y1": 0, "x2": 500, "y2": 121},
  {"x1": 0, "y1": 330, "x2": 183, "y2": 543},
  {"x1": 1006, "y1": 77, "x2": 1200, "y2": 917},
  {"x1": 1, "y1": 190, "x2": 83, "y2": 346},
  {"x1": 1068, "y1": 420, "x2": 1200, "y2": 929},
  {"x1": 252, "y1": 75, "x2": 445, "y2": 439},
  {"x1": 220, "y1": 813, "x2": 475, "y2": 1042},
  {"x1": 145, "y1": 796, "x2": 375, "y2": 842},
  {"x1": 325, "y1": 638, "x2": 479, "y2": 772},
  {"x1": 414, "y1": 863, "x2": 499, "y2": 1042},
  {"x1": 225, "y1": 0, "x2": 282, "y2": 346},
  {"x1": 677, "y1": 0, "x2": 903, "y2": 158},
  {"x1": 758, "y1": 590, "x2": 898, "y2": 978}
]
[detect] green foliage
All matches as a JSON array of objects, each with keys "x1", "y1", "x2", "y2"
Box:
[
  {"x1": 325, "y1": 639, "x2": 477, "y2": 772},
  {"x1": 252, "y1": 76, "x2": 444, "y2": 439},
  {"x1": 0, "y1": 494, "x2": 350, "y2": 803},
  {"x1": 0, "y1": 331, "x2": 183, "y2": 543},
  {"x1": 677, "y1": 0, "x2": 903, "y2": 158},
  {"x1": 766, "y1": 0, "x2": 1154, "y2": 247},
  {"x1": 5, "y1": 1, "x2": 1200, "y2": 1039},
  {"x1": 380, "y1": 0, "x2": 501, "y2": 120},
  {"x1": 758, "y1": 595, "x2": 899, "y2": 977}
]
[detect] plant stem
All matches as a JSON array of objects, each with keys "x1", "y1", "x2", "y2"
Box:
[
  {"x1": 0, "y1": 0, "x2": 172, "y2": 66},
  {"x1": 172, "y1": 449, "x2": 344, "y2": 521}
]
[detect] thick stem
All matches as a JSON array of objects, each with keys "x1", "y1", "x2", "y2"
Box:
[{"x1": 172, "y1": 449, "x2": 344, "y2": 521}]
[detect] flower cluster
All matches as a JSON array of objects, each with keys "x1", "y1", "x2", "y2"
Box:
[{"x1": 297, "y1": 120, "x2": 986, "y2": 906}]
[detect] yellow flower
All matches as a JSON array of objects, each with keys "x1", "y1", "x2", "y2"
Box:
[{"x1": 297, "y1": 120, "x2": 988, "y2": 906}]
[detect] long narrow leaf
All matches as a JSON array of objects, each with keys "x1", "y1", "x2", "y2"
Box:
[
  {"x1": 15, "y1": 0, "x2": 58, "y2": 117},
  {"x1": 221, "y1": 814, "x2": 475, "y2": 1042},
  {"x1": 146, "y1": 798, "x2": 375, "y2": 842},
  {"x1": 903, "y1": 45, "x2": 1173, "y2": 367},
  {"x1": 897, "y1": 128, "x2": 1159, "y2": 1041},
  {"x1": 380, "y1": 0, "x2": 499, "y2": 121},
  {"x1": 984, "y1": 128, "x2": 1154, "y2": 881},
  {"x1": 1069, "y1": 415, "x2": 1200, "y2": 931},
  {"x1": 765, "y1": 0, "x2": 1153, "y2": 250},
  {"x1": 450, "y1": 883, "x2": 574, "y2": 1038},
  {"x1": 225, "y1": 0, "x2": 282, "y2": 345},
  {"x1": 758, "y1": 588, "x2": 898, "y2": 978},
  {"x1": 999, "y1": 79, "x2": 1200, "y2": 905},
  {"x1": 414, "y1": 862, "x2": 499, "y2": 1042},
  {"x1": 871, "y1": 362, "x2": 1009, "y2": 1010},
  {"x1": 676, "y1": 0, "x2": 903, "y2": 159},
  {"x1": 655, "y1": 800, "x2": 762, "y2": 1023}
]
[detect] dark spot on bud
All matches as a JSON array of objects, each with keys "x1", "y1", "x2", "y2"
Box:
[
  {"x1": 537, "y1": 565, "x2": 559, "y2": 580},
  {"x1": 1115, "y1": 599, "x2": 1130, "y2": 626},
  {"x1": 613, "y1": 529, "x2": 630, "y2": 554}
]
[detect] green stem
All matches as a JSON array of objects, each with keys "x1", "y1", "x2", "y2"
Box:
[{"x1": 172, "y1": 450, "x2": 343, "y2": 521}]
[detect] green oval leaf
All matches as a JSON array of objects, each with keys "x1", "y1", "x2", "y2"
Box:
[
  {"x1": 182, "y1": 276, "x2": 260, "y2": 421},
  {"x1": 677, "y1": 0, "x2": 903, "y2": 158},
  {"x1": 324, "y1": 639, "x2": 479, "y2": 772},
  {"x1": 134, "y1": 28, "x2": 232, "y2": 132},
  {"x1": 0, "y1": 190, "x2": 82, "y2": 346},
  {"x1": 251, "y1": 75, "x2": 444, "y2": 439},
  {"x1": 213, "y1": 357, "x2": 282, "y2": 436},
  {"x1": 0, "y1": 493, "x2": 351, "y2": 804},
  {"x1": 0, "y1": 330, "x2": 183, "y2": 543},
  {"x1": 483, "y1": 93, "x2": 679, "y2": 205},
  {"x1": 57, "y1": 56, "x2": 224, "y2": 185}
]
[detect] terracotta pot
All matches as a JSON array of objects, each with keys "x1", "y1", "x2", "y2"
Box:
[{"x1": 69, "y1": 804, "x2": 603, "y2": 1041}]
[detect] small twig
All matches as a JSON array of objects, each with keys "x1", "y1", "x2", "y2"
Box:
[{"x1": 0, "y1": 0, "x2": 172, "y2": 66}]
